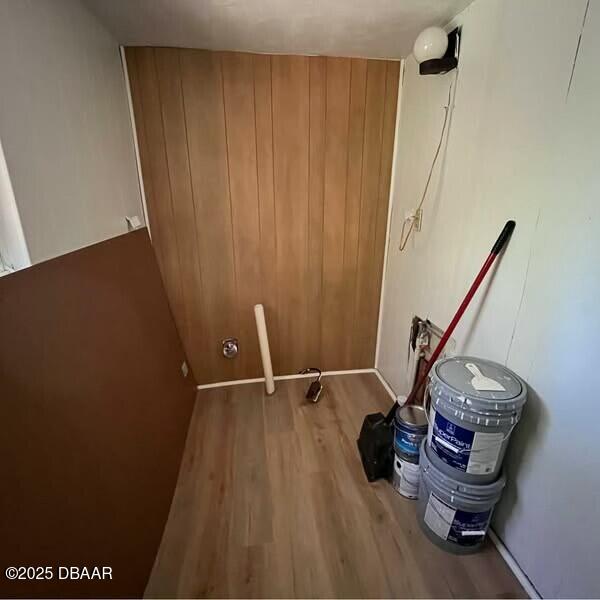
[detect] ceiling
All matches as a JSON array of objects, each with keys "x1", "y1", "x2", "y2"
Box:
[{"x1": 83, "y1": 0, "x2": 473, "y2": 59}]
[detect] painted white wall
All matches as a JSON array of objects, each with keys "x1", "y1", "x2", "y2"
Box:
[
  {"x1": 377, "y1": 0, "x2": 599, "y2": 597},
  {"x1": 0, "y1": 0, "x2": 142, "y2": 264},
  {"x1": 0, "y1": 138, "x2": 30, "y2": 271}
]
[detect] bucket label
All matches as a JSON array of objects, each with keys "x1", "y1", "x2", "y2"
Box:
[
  {"x1": 394, "y1": 423, "x2": 425, "y2": 458},
  {"x1": 424, "y1": 492, "x2": 491, "y2": 546},
  {"x1": 392, "y1": 456, "x2": 420, "y2": 499},
  {"x1": 429, "y1": 409, "x2": 503, "y2": 475}
]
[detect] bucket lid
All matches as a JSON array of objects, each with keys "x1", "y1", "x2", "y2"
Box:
[
  {"x1": 431, "y1": 356, "x2": 526, "y2": 411},
  {"x1": 398, "y1": 404, "x2": 428, "y2": 427},
  {"x1": 420, "y1": 439, "x2": 506, "y2": 499}
]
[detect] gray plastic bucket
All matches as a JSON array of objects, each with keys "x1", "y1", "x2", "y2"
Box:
[
  {"x1": 417, "y1": 440, "x2": 505, "y2": 554},
  {"x1": 426, "y1": 356, "x2": 526, "y2": 484}
]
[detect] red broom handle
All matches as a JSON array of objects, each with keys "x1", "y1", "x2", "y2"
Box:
[{"x1": 386, "y1": 220, "x2": 515, "y2": 422}]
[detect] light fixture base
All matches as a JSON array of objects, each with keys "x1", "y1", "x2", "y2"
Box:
[{"x1": 419, "y1": 27, "x2": 460, "y2": 76}]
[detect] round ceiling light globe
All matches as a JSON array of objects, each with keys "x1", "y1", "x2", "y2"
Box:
[{"x1": 413, "y1": 26, "x2": 448, "y2": 63}]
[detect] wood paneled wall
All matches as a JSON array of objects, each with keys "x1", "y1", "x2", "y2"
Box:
[{"x1": 126, "y1": 48, "x2": 399, "y2": 384}]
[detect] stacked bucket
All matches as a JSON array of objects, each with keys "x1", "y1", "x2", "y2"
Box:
[{"x1": 394, "y1": 356, "x2": 527, "y2": 554}]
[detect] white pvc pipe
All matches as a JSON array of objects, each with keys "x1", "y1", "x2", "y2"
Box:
[{"x1": 254, "y1": 304, "x2": 275, "y2": 395}]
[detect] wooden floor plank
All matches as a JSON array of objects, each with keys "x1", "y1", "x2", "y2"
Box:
[
  {"x1": 145, "y1": 373, "x2": 526, "y2": 599},
  {"x1": 229, "y1": 384, "x2": 274, "y2": 548},
  {"x1": 263, "y1": 383, "x2": 295, "y2": 435}
]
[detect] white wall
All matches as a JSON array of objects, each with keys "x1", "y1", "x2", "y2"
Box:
[
  {"x1": 0, "y1": 138, "x2": 30, "y2": 271},
  {"x1": 378, "y1": 0, "x2": 599, "y2": 597},
  {"x1": 0, "y1": 0, "x2": 142, "y2": 264}
]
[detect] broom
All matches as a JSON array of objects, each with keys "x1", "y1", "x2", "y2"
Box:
[{"x1": 357, "y1": 220, "x2": 515, "y2": 482}]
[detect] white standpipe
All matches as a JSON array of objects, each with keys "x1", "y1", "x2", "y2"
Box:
[{"x1": 254, "y1": 304, "x2": 275, "y2": 395}]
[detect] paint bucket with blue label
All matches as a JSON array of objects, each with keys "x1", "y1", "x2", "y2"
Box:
[
  {"x1": 417, "y1": 439, "x2": 505, "y2": 554},
  {"x1": 393, "y1": 404, "x2": 428, "y2": 463},
  {"x1": 392, "y1": 403, "x2": 428, "y2": 499},
  {"x1": 427, "y1": 356, "x2": 527, "y2": 484}
]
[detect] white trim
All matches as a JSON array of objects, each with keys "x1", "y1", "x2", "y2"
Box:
[
  {"x1": 120, "y1": 46, "x2": 151, "y2": 239},
  {"x1": 374, "y1": 58, "x2": 405, "y2": 368},
  {"x1": 197, "y1": 368, "x2": 375, "y2": 391},
  {"x1": 488, "y1": 529, "x2": 540, "y2": 599},
  {"x1": 197, "y1": 377, "x2": 264, "y2": 390},
  {"x1": 372, "y1": 368, "x2": 397, "y2": 402}
]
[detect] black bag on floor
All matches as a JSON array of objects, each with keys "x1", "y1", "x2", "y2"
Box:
[{"x1": 357, "y1": 412, "x2": 394, "y2": 482}]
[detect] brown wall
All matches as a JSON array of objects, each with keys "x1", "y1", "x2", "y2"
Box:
[
  {"x1": 126, "y1": 48, "x2": 399, "y2": 384},
  {"x1": 0, "y1": 230, "x2": 196, "y2": 598}
]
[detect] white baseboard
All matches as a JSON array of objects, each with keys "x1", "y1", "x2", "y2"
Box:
[
  {"x1": 197, "y1": 377, "x2": 264, "y2": 390},
  {"x1": 488, "y1": 529, "x2": 540, "y2": 599},
  {"x1": 372, "y1": 368, "x2": 397, "y2": 402},
  {"x1": 196, "y1": 368, "x2": 375, "y2": 390}
]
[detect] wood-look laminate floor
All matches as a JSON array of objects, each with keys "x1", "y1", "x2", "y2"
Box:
[{"x1": 146, "y1": 373, "x2": 525, "y2": 599}]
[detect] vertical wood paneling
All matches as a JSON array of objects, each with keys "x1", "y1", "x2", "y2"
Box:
[
  {"x1": 125, "y1": 49, "x2": 156, "y2": 236},
  {"x1": 341, "y1": 59, "x2": 368, "y2": 369},
  {"x1": 154, "y1": 48, "x2": 211, "y2": 382},
  {"x1": 306, "y1": 57, "x2": 327, "y2": 366},
  {"x1": 370, "y1": 61, "x2": 400, "y2": 360},
  {"x1": 253, "y1": 54, "x2": 281, "y2": 375},
  {"x1": 128, "y1": 48, "x2": 188, "y2": 350},
  {"x1": 180, "y1": 49, "x2": 238, "y2": 381},
  {"x1": 353, "y1": 60, "x2": 388, "y2": 367},
  {"x1": 321, "y1": 58, "x2": 351, "y2": 370},
  {"x1": 271, "y1": 55, "x2": 310, "y2": 375},
  {"x1": 221, "y1": 52, "x2": 262, "y2": 378},
  {"x1": 127, "y1": 49, "x2": 399, "y2": 383}
]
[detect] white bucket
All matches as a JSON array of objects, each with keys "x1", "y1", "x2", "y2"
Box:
[{"x1": 392, "y1": 455, "x2": 420, "y2": 499}]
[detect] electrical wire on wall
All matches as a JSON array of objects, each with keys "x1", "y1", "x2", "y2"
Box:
[{"x1": 398, "y1": 70, "x2": 458, "y2": 251}]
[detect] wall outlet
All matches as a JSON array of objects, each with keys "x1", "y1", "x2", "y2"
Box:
[
  {"x1": 125, "y1": 215, "x2": 142, "y2": 231},
  {"x1": 403, "y1": 208, "x2": 423, "y2": 232},
  {"x1": 181, "y1": 361, "x2": 189, "y2": 378},
  {"x1": 414, "y1": 208, "x2": 423, "y2": 232}
]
